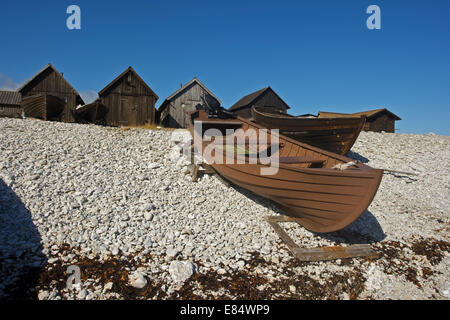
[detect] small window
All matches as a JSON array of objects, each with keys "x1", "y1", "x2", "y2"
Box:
[{"x1": 0, "y1": 106, "x2": 4, "y2": 112}]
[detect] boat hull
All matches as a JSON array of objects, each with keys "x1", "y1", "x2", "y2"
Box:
[
  {"x1": 211, "y1": 162, "x2": 382, "y2": 233},
  {"x1": 188, "y1": 110, "x2": 382, "y2": 233},
  {"x1": 251, "y1": 107, "x2": 365, "y2": 155}
]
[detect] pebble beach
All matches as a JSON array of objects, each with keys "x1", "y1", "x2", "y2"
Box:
[{"x1": 0, "y1": 117, "x2": 449, "y2": 300}]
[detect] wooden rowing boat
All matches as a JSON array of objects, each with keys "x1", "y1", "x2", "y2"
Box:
[
  {"x1": 187, "y1": 109, "x2": 382, "y2": 233},
  {"x1": 251, "y1": 106, "x2": 366, "y2": 155},
  {"x1": 74, "y1": 100, "x2": 108, "y2": 124}
]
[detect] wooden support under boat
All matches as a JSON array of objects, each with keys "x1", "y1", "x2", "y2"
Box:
[
  {"x1": 251, "y1": 106, "x2": 366, "y2": 155},
  {"x1": 265, "y1": 215, "x2": 377, "y2": 262}
]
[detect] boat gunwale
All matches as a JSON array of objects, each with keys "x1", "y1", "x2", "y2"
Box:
[{"x1": 251, "y1": 106, "x2": 367, "y2": 155}]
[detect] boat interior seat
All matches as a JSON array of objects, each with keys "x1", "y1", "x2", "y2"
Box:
[
  {"x1": 278, "y1": 156, "x2": 325, "y2": 168},
  {"x1": 196, "y1": 120, "x2": 243, "y2": 126}
]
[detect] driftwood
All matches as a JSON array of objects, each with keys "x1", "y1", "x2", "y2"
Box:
[{"x1": 382, "y1": 169, "x2": 418, "y2": 176}]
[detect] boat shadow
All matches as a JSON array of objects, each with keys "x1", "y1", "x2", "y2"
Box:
[
  {"x1": 221, "y1": 180, "x2": 386, "y2": 245},
  {"x1": 0, "y1": 178, "x2": 46, "y2": 299},
  {"x1": 313, "y1": 210, "x2": 386, "y2": 244},
  {"x1": 345, "y1": 150, "x2": 370, "y2": 163}
]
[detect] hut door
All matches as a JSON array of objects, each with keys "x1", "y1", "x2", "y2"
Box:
[{"x1": 120, "y1": 97, "x2": 137, "y2": 126}]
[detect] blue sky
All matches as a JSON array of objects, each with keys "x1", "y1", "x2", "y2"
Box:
[{"x1": 0, "y1": 0, "x2": 449, "y2": 135}]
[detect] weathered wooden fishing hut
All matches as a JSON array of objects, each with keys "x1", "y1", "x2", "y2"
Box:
[
  {"x1": 17, "y1": 64, "x2": 84, "y2": 122},
  {"x1": 228, "y1": 86, "x2": 290, "y2": 119},
  {"x1": 318, "y1": 108, "x2": 401, "y2": 133},
  {"x1": 0, "y1": 91, "x2": 22, "y2": 118},
  {"x1": 98, "y1": 66, "x2": 158, "y2": 127},
  {"x1": 158, "y1": 78, "x2": 221, "y2": 128}
]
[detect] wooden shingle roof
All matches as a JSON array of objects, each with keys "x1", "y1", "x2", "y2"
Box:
[
  {"x1": 0, "y1": 91, "x2": 21, "y2": 105},
  {"x1": 352, "y1": 108, "x2": 401, "y2": 120},
  {"x1": 17, "y1": 64, "x2": 83, "y2": 103},
  {"x1": 229, "y1": 86, "x2": 290, "y2": 111},
  {"x1": 318, "y1": 108, "x2": 401, "y2": 121}
]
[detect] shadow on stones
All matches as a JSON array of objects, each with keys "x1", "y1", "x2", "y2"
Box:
[
  {"x1": 346, "y1": 150, "x2": 370, "y2": 163},
  {"x1": 214, "y1": 176, "x2": 386, "y2": 246},
  {"x1": 0, "y1": 178, "x2": 46, "y2": 300},
  {"x1": 315, "y1": 210, "x2": 386, "y2": 244}
]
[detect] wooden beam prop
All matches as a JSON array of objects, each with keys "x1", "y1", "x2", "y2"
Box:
[{"x1": 265, "y1": 215, "x2": 378, "y2": 262}]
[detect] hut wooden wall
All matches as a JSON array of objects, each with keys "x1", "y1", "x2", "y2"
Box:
[
  {"x1": 100, "y1": 73, "x2": 157, "y2": 127},
  {"x1": 161, "y1": 82, "x2": 220, "y2": 128},
  {"x1": 19, "y1": 67, "x2": 81, "y2": 122},
  {"x1": 367, "y1": 114, "x2": 395, "y2": 132},
  {"x1": 21, "y1": 94, "x2": 65, "y2": 120},
  {"x1": 233, "y1": 90, "x2": 289, "y2": 119},
  {"x1": 0, "y1": 104, "x2": 22, "y2": 118}
]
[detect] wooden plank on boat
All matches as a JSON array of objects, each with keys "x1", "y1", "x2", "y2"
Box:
[
  {"x1": 194, "y1": 120, "x2": 242, "y2": 126},
  {"x1": 278, "y1": 156, "x2": 325, "y2": 164},
  {"x1": 265, "y1": 215, "x2": 377, "y2": 262}
]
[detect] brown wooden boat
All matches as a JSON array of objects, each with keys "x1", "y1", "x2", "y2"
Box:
[
  {"x1": 251, "y1": 106, "x2": 366, "y2": 155},
  {"x1": 74, "y1": 100, "x2": 108, "y2": 124},
  {"x1": 21, "y1": 94, "x2": 65, "y2": 121},
  {"x1": 187, "y1": 109, "x2": 382, "y2": 233}
]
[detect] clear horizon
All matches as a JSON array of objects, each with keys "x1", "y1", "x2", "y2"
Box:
[{"x1": 1, "y1": 0, "x2": 449, "y2": 135}]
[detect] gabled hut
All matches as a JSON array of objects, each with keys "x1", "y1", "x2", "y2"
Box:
[
  {"x1": 98, "y1": 66, "x2": 158, "y2": 127},
  {"x1": 228, "y1": 86, "x2": 290, "y2": 119},
  {"x1": 318, "y1": 108, "x2": 401, "y2": 133},
  {"x1": 158, "y1": 78, "x2": 221, "y2": 128},
  {"x1": 17, "y1": 64, "x2": 84, "y2": 122},
  {"x1": 0, "y1": 91, "x2": 22, "y2": 118}
]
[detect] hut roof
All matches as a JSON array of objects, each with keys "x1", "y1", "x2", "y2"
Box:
[
  {"x1": 0, "y1": 90, "x2": 21, "y2": 105},
  {"x1": 158, "y1": 77, "x2": 220, "y2": 112},
  {"x1": 98, "y1": 66, "x2": 158, "y2": 99},
  {"x1": 17, "y1": 64, "x2": 84, "y2": 103},
  {"x1": 352, "y1": 108, "x2": 401, "y2": 120},
  {"x1": 296, "y1": 113, "x2": 317, "y2": 118},
  {"x1": 229, "y1": 86, "x2": 290, "y2": 111},
  {"x1": 318, "y1": 108, "x2": 401, "y2": 121}
]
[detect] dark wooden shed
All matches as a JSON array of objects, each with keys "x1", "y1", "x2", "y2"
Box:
[
  {"x1": 158, "y1": 78, "x2": 221, "y2": 128},
  {"x1": 228, "y1": 86, "x2": 290, "y2": 119},
  {"x1": 0, "y1": 91, "x2": 22, "y2": 118},
  {"x1": 98, "y1": 66, "x2": 158, "y2": 127},
  {"x1": 17, "y1": 64, "x2": 84, "y2": 122},
  {"x1": 318, "y1": 108, "x2": 401, "y2": 133}
]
